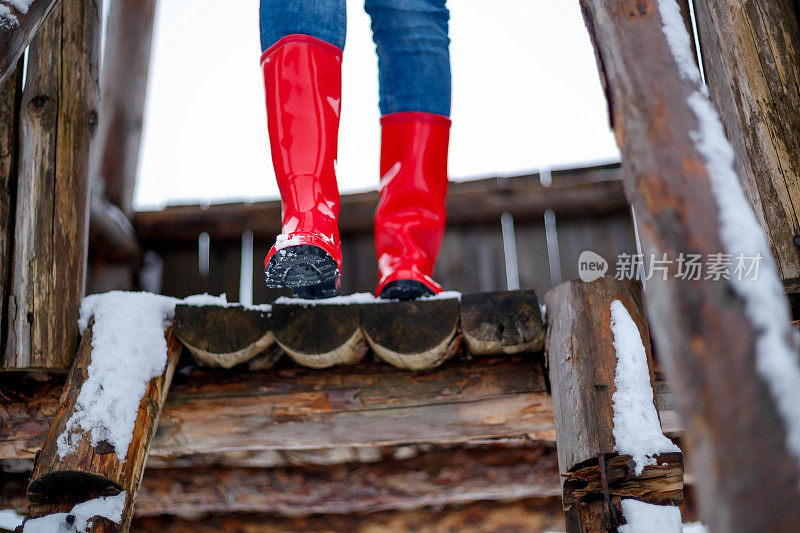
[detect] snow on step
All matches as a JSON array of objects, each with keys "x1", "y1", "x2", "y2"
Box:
[
  {"x1": 610, "y1": 299, "x2": 680, "y2": 475},
  {"x1": 22, "y1": 492, "x2": 126, "y2": 533}
]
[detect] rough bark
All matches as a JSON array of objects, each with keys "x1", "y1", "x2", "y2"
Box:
[
  {"x1": 693, "y1": 0, "x2": 800, "y2": 282},
  {"x1": 0, "y1": 0, "x2": 61, "y2": 88},
  {"x1": 25, "y1": 326, "x2": 181, "y2": 531},
  {"x1": 361, "y1": 298, "x2": 461, "y2": 370},
  {"x1": 4, "y1": 0, "x2": 100, "y2": 370},
  {"x1": 545, "y1": 277, "x2": 683, "y2": 531},
  {"x1": 581, "y1": 0, "x2": 800, "y2": 530},
  {"x1": 173, "y1": 303, "x2": 274, "y2": 368},
  {"x1": 460, "y1": 289, "x2": 545, "y2": 355}
]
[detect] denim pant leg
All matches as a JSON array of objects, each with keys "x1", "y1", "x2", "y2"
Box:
[
  {"x1": 259, "y1": 0, "x2": 347, "y2": 52},
  {"x1": 364, "y1": 0, "x2": 451, "y2": 117}
]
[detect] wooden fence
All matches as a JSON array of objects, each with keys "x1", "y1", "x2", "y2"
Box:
[{"x1": 132, "y1": 163, "x2": 636, "y2": 303}]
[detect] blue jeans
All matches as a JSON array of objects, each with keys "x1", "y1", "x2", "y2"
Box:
[{"x1": 259, "y1": 0, "x2": 451, "y2": 117}]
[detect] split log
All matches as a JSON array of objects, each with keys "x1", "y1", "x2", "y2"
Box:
[
  {"x1": 0, "y1": 61, "x2": 21, "y2": 352},
  {"x1": 271, "y1": 302, "x2": 366, "y2": 368},
  {"x1": 460, "y1": 290, "x2": 545, "y2": 355},
  {"x1": 692, "y1": 0, "x2": 800, "y2": 283},
  {"x1": 4, "y1": 0, "x2": 100, "y2": 370},
  {"x1": 25, "y1": 325, "x2": 182, "y2": 531},
  {"x1": 545, "y1": 277, "x2": 683, "y2": 531},
  {"x1": 361, "y1": 298, "x2": 460, "y2": 370},
  {"x1": 581, "y1": 0, "x2": 800, "y2": 529},
  {"x1": 130, "y1": 498, "x2": 567, "y2": 533},
  {"x1": 0, "y1": 0, "x2": 61, "y2": 88},
  {"x1": 173, "y1": 304, "x2": 274, "y2": 368}
]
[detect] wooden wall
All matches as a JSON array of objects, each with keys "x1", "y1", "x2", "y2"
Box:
[{"x1": 134, "y1": 163, "x2": 636, "y2": 303}]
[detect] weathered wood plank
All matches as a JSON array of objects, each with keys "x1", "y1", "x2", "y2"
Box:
[
  {"x1": 89, "y1": 195, "x2": 142, "y2": 264},
  {"x1": 129, "y1": 498, "x2": 568, "y2": 533},
  {"x1": 545, "y1": 277, "x2": 682, "y2": 531},
  {"x1": 4, "y1": 0, "x2": 100, "y2": 370},
  {"x1": 173, "y1": 304, "x2": 273, "y2": 368},
  {"x1": 361, "y1": 298, "x2": 460, "y2": 370},
  {"x1": 25, "y1": 327, "x2": 181, "y2": 531},
  {"x1": 0, "y1": 0, "x2": 61, "y2": 88},
  {"x1": 693, "y1": 0, "x2": 800, "y2": 282},
  {"x1": 0, "y1": 60, "x2": 21, "y2": 353},
  {"x1": 581, "y1": 0, "x2": 800, "y2": 529}
]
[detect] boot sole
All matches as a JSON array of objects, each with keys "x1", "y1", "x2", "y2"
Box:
[
  {"x1": 265, "y1": 245, "x2": 340, "y2": 299},
  {"x1": 379, "y1": 279, "x2": 435, "y2": 301}
]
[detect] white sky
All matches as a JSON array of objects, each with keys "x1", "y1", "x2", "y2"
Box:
[{"x1": 134, "y1": 0, "x2": 619, "y2": 210}]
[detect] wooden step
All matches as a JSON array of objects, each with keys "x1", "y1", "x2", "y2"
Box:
[{"x1": 172, "y1": 289, "x2": 545, "y2": 370}]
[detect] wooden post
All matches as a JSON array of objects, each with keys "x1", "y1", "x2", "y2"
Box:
[
  {"x1": 90, "y1": 0, "x2": 157, "y2": 217},
  {"x1": 4, "y1": 0, "x2": 100, "y2": 370},
  {"x1": 692, "y1": 0, "x2": 800, "y2": 283},
  {"x1": 23, "y1": 325, "x2": 182, "y2": 531},
  {"x1": 580, "y1": 0, "x2": 800, "y2": 530},
  {"x1": 0, "y1": 0, "x2": 61, "y2": 88},
  {"x1": 545, "y1": 277, "x2": 683, "y2": 531},
  {"x1": 0, "y1": 61, "x2": 22, "y2": 353}
]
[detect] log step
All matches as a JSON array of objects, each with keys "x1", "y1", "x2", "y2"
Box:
[{"x1": 172, "y1": 289, "x2": 545, "y2": 370}]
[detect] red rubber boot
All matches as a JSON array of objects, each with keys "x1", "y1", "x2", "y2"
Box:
[
  {"x1": 261, "y1": 35, "x2": 343, "y2": 299},
  {"x1": 374, "y1": 112, "x2": 451, "y2": 300}
]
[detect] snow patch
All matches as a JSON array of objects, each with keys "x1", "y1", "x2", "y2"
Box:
[
  {"x1": 0, "y1": 6, "x2": 18, "y2": 27},
  {"x1": 618, "y1": 499, "x2": 681, "y2": 533},
  {"x1": 682, "y1": 523, "x2": 708, "y2": 533},
  {"x1": 0, "y1": 509, "x2": 23, "y2": 531},
  {"x1": 58, "y1": 292, "x2": 178, "y2": 461},
  {"x1": 610, "y1": 300, "x2": 680, "y2": 475},
  {"x1": 22, "y1": 492, "x2": 125, "y2": 533},
  {"x1": 181, "y1": 292, "x2": 271, "y2": 312},
  {"x1": 658, "y1": 0, "x2": 800, "y2": 476},
  {"x1": 5, "y1": 0, "x2": 34, "y2": 14},
  {"x1": 275, "y1": 290, "x2": 461, "y2": 306}
]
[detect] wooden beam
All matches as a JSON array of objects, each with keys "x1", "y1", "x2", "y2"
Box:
[
  {"x1": 1, "y1": 357, "x2": 686, "y2": 462},
  {"x1": 129, "y1": 497, "x2": 568, "y2": 533},
  {"x1": 4, "y1": 0, "x2": 100, "y2": 370},
  {"x1": 24, "y1": 326, "x2": 181, "y2": 531},
  {"x1": 134, "y1": 163, "x2": 626, "y2": 244},
  {"x1": 460, "y1": 290, "x2": 545, "y2": 355},
  {"x1": 580, "y1": 0, "x2": 800, "y2": 529},
  {"x1": 173, "y1": 303, "x2": 274, "y2": 369},
  {"x1": 90, "y1": 0, "x2": 156, "y2": 217},
  {"x1": 545, "y1": 277, "x2": 683, "y2": 531},
  {"x1": 0, "y1": 60, "x2": 22, "y2": 354},
  {"x1": 0, "y1": 0, "x2": 61, "y2": 88},
  {"x1": 692, "y1": 0, "x2": 800, "y2": 283},
  {"x1": 89, "y1": 195, "x2": 142, "y2": 264},
  {"x1": 361, "y1": 298, "x2": 461, "y2": 370}
]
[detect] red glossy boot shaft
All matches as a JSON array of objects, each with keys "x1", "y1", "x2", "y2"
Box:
[
  {"x1": 262, "y1": 35, "x2": 343, "y2": 271},
  {"x1": 374, "y1": 112, "x2": 451, "y2": 296}
]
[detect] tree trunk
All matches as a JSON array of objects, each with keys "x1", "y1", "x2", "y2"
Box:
[
  {"x1": 580, "y1": 0, "x2": 800, "y2": 530},
  {"x1": 25, "y1": 325, "x2": 181, "y2": 531},
  {"x1": 693, "y1": 0, "x2": 800, "y2": 283},
  {"x1": 4, "y1": 0, "x2": 100, "y2": 370}
]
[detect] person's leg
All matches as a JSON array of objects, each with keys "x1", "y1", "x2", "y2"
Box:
[
  {"x1": 260, "y1": 0, "x2": 346, "y2": 51},
  {"x1": 259, "y1": 0, "x2": 347, "y2": 298},
  {"x1": 365, "y1": 0, "x2": 452, "y2": 300}
]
